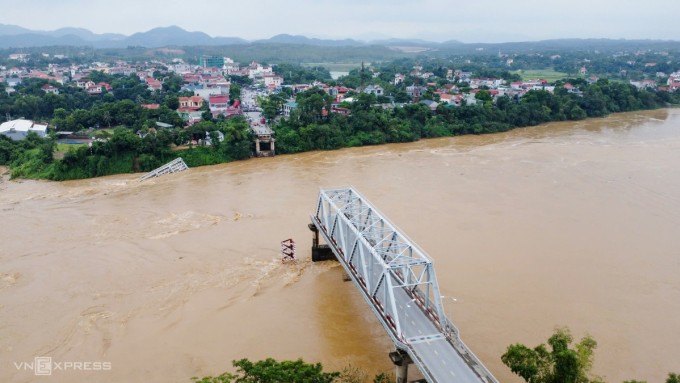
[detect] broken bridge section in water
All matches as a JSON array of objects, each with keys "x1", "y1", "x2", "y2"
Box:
[
  {"x1": 138, "y1": 157, "x2": 189, "y2": 182},
  {"x1": 309, "y1": 187, "x2": 498, "y2": 383}
]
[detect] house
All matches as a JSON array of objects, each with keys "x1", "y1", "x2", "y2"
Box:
[
  {"x1": 8, "y1": 67, "x2": 24, "y2": 76},
  {"x1": 455, "y1": 70, "x2": 473, "y2": 81},
  {"x1": 204, "y1": 130, "x2": 225, "y2": 146},
  {"x1": 264, "y1": 74, "x2": 283, "y2": 88},
  {"x1": 178, "y1": 96, "x2": 204, "y2": 111},
  {"x1": 183, "y1": 74, "x2": 203, "y2": 84},
  {"x1": 5, "y1": 77, "x2": 21, "y2": 87},
  {"x1": 419, "y1": 100, "x2": 439, "y2": 111},
  {"x1": 86, "y1": 82, "x2": 112, "y2": 95},
  {"x1": 41, "y1": 84, "x2": 59, "y2": 95},
  {"x1": 177, "y1": 110, "x2": 203, "y2": 125},
  {"x1": 283, "y1": 101, "x2": 298, "y2": 117},
  {"x1": 331, "y1": 107, "x2": 351, "y2": 116},
  {"x1": 76, "y1": 79, "x2": 95, "y2": 89},
  {"x1": 406, "y1": 85, "x2": 427, "y2": 100},
  {"x1": 438, "y1": 94, "x2": 455, "y2": 105},
  {"x1": 246, "y1": 61, "x2": 273, "y2": 79},
  {"x1": 469, "y1": 78, "x2": 503, "y2": 89},
  {"x1": 394, "y1": 74, "x2": 406, "y2": 85},
  {"x1": 562, "y1": 83, "x2": 582, "y2": 95},
  {"x1": 363, "y1": 85, "x2": 384, "y2": 97},
  {"x1": 463, "y1": 93, "x2": 478, "y2": 105},
  {"x1": 292, "y1": 84, "x2": 311, "y2": 94},
  {"x1": 8, "y1": 53, "x2": 29, "y2": 62},
  {"x1": 209, "y1": 95, "x2": 230, "y2": 116},
  {"x1": 0, "y1": 119, "x2": 48, "y2": 140},
  {"x1": 194, "y1": 86, "x2": 228, "y2": 101},
  {"x1": 630, "y1": 80, "x2": 657, "y2": 90},
  {"x1": 142, "y1": 104, "x2": 160, "y2": 110},
  {"x1": 169, "y1": 63, "x2": 193, "y2": 74},
  {"x1": 146, "y1": 77, "x2": 162, "y2": 91},
  {"x1": 28, "y1": 70, "x2": 64, "y2": 84}
]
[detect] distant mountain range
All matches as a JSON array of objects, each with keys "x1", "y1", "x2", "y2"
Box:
[
  {"x1": 0, "y1": 24, "x2": 678, "y2": 52},
  {"x1": 0, "y1": 24, "x2": 462, "y2": 49}
]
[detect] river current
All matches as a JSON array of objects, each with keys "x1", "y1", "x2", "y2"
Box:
[{"x1": 1, "y1": 109, "x2": 679, "y2": 382}]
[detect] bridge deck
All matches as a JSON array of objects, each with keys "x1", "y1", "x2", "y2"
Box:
[{"x1": 311, "y1": 187, "x2": 497, "y2": 383}]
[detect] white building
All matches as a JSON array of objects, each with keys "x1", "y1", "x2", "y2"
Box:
[
  {"x1": 363, "y1": 85, "x2": 384, "y2": 96},
  {"x1": 246, "y1": 61, "x2": 273, "y2": 79},
  {"x1": 0, "y1": 119, "x2": 48, "y2": 140},
  {"x1": 264, "y1": 74, "x2": 283, "y2": 88}
]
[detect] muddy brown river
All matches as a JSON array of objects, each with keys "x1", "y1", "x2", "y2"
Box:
[{"x1": 1, "y1": 109, "x2": 679, "y2": 383}]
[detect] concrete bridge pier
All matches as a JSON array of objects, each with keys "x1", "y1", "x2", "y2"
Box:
[
  {"x1": 389, "y1": 349, "x2": 413, "y2": 383},
  {"x1": 308, "y1": 223, "x2": 335, "y2": 262}
]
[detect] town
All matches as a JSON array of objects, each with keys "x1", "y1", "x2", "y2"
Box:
[{"x1": 1, "y1": 44, "x2": 679, "y2": 180}]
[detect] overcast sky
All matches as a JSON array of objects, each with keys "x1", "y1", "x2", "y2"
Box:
[{"x1": 2, "y1": 0, "x2": 679, "y2": 43}]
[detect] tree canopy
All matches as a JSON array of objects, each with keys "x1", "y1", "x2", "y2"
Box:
[
  {"x1": 501, "y1": 327, "x2": 601, "y2": 383},
  {"x1": 190, "y1": 358, "x2": 394, "y2": 383}
]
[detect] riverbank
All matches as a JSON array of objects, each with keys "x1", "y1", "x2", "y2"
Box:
[{"x1": 2, "y1": 80, "x2": 675, "y2": 182}]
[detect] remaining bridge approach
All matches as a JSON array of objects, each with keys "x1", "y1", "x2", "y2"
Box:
[{"x1": 309, "y1": 187, "x2": 498, "y2": 383}]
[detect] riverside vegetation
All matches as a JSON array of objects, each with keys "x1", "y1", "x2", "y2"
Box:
[{"x1": 193, "y1": 328, "x2": 679, "y2": 383}]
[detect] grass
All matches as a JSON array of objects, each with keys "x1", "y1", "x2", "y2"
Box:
[
  {"x1": 55, "y1": 143, "x2": 87, "y2": 152},
  {"x1": 512, "y1": 68, "x2": 569, "y2": 82}
]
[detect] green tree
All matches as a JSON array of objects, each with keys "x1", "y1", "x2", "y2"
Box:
[
  {"x1": 231, "y1": 358, "x2": 339, "y2": 383},
  {"x1": 501, "y1": 327, "x2": 601, "y2": 383},
  {"x1": 230, "y1": 84, "x2": 241, "y2": 105}
]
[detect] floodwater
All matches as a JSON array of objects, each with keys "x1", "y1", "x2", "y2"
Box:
[{"x1": 1, "y1": 109, "x2": 679, "y2": 383}]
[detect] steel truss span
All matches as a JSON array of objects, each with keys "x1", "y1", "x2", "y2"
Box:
[{"x1": 311, "y1": 187, "x2": 498, "y2": 383}]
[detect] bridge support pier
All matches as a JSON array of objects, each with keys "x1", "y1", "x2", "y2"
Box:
[
  {"x1": 308, "y1": 223, "x2": 335, "y2": 262},
  {"x1": 389, "y1": 349, "x2": 413, "y2": 383}
]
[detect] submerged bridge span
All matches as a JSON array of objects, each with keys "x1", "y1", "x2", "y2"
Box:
[{"x1": 309, "y1": 187, "x2": 498, "y2": 383}]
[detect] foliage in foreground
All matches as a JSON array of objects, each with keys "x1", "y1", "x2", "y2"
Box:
[
  {"x1": 191, "y1": 358, "x2": 394, "y2": 383},
  {"x1": 502, "y1": 327, "x2": 601, "y2": 383},
  {"x1": 502, "y1": 327, "x2": 679, "y2": 383}
]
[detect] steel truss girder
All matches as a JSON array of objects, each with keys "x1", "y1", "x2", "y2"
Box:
[
  {"x1": 311, "y1": 187, "x2": 499, "y2": 383},
  {"x1": 313, "y1": 188, "x2": 447, "y2": 339}
]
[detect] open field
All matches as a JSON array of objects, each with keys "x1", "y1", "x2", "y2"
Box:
[
  {"x1": 55, "y1": 143, "x2": 87, "y2": 152},
  {"x1": 53, "y1": 143, "x2": 89, "y2": 160},
  {"x1": 301, "y1": 62, "x2": 364, "y2": 71},
  {"x1": 512, "y1": 68, "x2": 569, "y2": 82}
]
